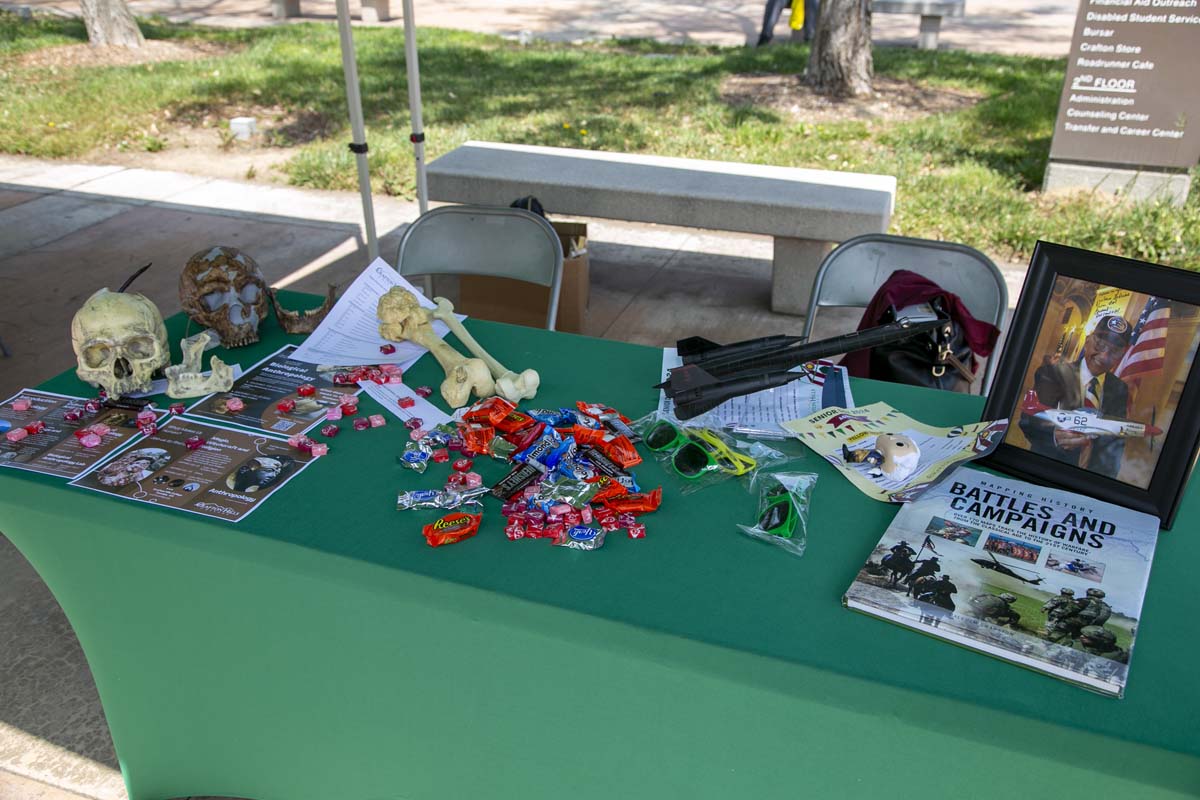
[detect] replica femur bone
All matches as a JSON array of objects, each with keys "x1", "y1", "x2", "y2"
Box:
[
  {"x1": 376, "y1": 287, "x2": 494, "y2": 408},
  {"x1": 429, "y1": 297, "x2": 540, "y2": 403}
]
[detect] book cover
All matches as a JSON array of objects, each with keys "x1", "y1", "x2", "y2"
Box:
[{"x1": 844, "y1": 466, "x2": 1159, "y2": 697}]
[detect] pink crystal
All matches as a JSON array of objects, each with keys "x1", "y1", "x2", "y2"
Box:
[
  {"x1": 83, "y1": 399, "x2": 102, "y2": 413},
  {"x1": 352, "y1": 418, "x2": 370, "y2": 431},
  {"x1": 297, "y1": 383, "x2": 316, "y2": 397},
  {"x1": 89, "y1": 423, "x2": 111, "y2": 437},
  {"x1": 333, "y1": 372, "x2": 351, "y2": 384},
  {"x1": 397, "y1": 396, "x2": 416, "y2": 409},
  {"x1": 277, "y1": 399, "x2": 296, "y2": 413},
  {"x1": 11, "y1": 398, "x2": 31, "y2": 412},
  {"x1": 341, "y1": 403, "x2": 358, "y2": 416},
  {"x1": 410, "y1": 428, "x2": 427, "y2": 441},
  {"x1": 136, "y1": 409, "x2": 156, "y2": 425},
  {"x1": 628, "y1": 523, "x2": 646, "y2": 539},
  {"x1": 184, "y1": 436, "x2": 206, "y2": 451},
  {"x1": 431, "y1": 448, "x2": 450, "y2": 463},
  {"x1": 379, "y1": 343, "x2": 396, "y2": 355},
  {"x1": 414, "y1": 386, "x2": 433, "y2": 398},
  {"x1": 404, "y1": 417, "x2": 423, "y2": 430},
  {"x1": 24, "y1": 420, "x2": 46, "y2": 435},
  {"x1": 310, "y1": 442, "x2": 329, "y2": 456},
  {"x1": 169, "y1": 403, "x2": 186, "y2": 415},
  {"x1": 369, "y1": 414, "x2": 386, "y2": 428},
  {"x1": 225, "y1": 397, "x2": 246, "y2": 412},
  {"x1": 138, "y1": 422, "x2": 157, "y2": 437},
  {"x1": 80, "y1": 432, "x2": 102, "y2": 448},
  {"x1": 63, "y1": 409, "x2": 84, "y2": 421},
  {"x1": 463, "y1": 472, "x2": 483, "y2": 489},
  {"x1": 320, "y1": 424, "x2": 340, "y2": 438},
  {"x1": 325, "y1": 407, "x2": 343, "y2": 421},
  {"x1": 5, "y1": 428, "x2": 28, "y2": 443}
]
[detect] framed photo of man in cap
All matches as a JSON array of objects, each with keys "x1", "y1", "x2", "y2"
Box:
[{"x1": 982, "y1": 242, "x2": 1200, "y2": 529}]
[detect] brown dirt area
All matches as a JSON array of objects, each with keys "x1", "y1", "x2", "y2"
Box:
[
  {"x1": 15, "y1": 38, "x2": 238, "y2": 69},
  {"x1": 720, "y1": 74, "x2": 981, "y2": 123}
]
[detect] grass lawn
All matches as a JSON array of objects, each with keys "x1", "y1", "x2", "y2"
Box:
[{"x1": 2, "y1": 12, "x2": 1198, "y2": 268}]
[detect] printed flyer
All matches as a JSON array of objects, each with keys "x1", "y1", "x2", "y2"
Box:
[
  {"x1": 783, "y1": 402, "x2": 1007, "y2": 502},
  {"x1": 188, "y1": 345, "x2": 361, "y2": 436},
  {"x1": 70, "y1": 416, "x2": 317, "y2": 522},
  {"x1": 0, "y1": 389, "x2": 163, "y2": 479}
]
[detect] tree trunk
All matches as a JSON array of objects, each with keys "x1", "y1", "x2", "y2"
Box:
[
  {"x1": 80, "y1": 0, "x2": 144, "y2": 48},
  {"x1": 805, "y1": 0, "x2": 873, "y2": 97}
]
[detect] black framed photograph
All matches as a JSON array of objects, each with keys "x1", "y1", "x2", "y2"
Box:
[{"x1": 981, "y1": 242, "x2": 1200, "y2": 529}]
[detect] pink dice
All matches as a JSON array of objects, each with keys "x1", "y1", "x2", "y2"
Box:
[
  {"x1": 310, "y1": 442, "x2": 329, "y2": 456},
  {"x1": 225, "y1": 397, "x2": 246, "y2": 413},
  {"x1": 5, "y1": 428, "x2": 28, "y2": 443},
  {"x1": 184, "y1": 436, "x2": 206, "y2": 451},
  {"x1": 463, "y1": 472, "x2": 483, "y2": 489},
  {"x1": 277, "y1": 399, "x2": 296, "y2": 413},
  {"x1": 414, "y1": 386, "x2": 433, "y2": 398},
  {"x1": 11, "y1": 398, "x2": 31, "y2": 412},
  {"x1": 369, "y1": 414, "x2": 386, "y2": 428},
  {"x1": 352, "y1": 418, "x2": 371, "y2": 431},
  {"x1": 452, "y1": 458, "x2": 473, "y2": 472},
  {"x1": 409, "y1": 428, "x2": 427, "y2": 441},
  {"x1": 431, "y1": 448, "x2": 450, "y2": 463},
  {"x1": 297, "y1": 384, "x2": 316, "y2": 397},
  {"x1": 79, "y1": 432, "x2": 102, "y2": 448},
  {"x1": 320, "y1": 424, "x2": 340, "y2": 438},
  {"x1": 341, "y1": 403, "x2": 359, "y2": 416},
  {"x1": 379, "y1": 343, "x2": 396, "y2": 355},
  {"x1": 24, "y1": 420, "x2": 46, "y2": 435},
  {"x1": 397, "y1": 396, "x2": 416, "y2": 409},
  {"x1": 627, "y1": 523, "x2": 646, "y2": 539}
]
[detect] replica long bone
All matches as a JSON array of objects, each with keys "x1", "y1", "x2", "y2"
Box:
[
  {"x1": 376, "y1": 287, "x2": 494, "y2": 408},
  {"x1": 429, "y1": 297, "x2": 540, "y2": 403}
]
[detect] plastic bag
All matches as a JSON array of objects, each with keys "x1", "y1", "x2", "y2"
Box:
[
  {"x1": 633, "y1": 410, "x2": 787, "y2": 495},
  {"x1": 736, "y1": 471, "x2": 818, "y2": 557}
]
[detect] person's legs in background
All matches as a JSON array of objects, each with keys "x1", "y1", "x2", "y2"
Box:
[{"x1": 756, "y1": 0, "x2": 791, "y2": 46}]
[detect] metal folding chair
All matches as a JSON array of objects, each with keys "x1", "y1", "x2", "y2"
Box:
[
  {"x1": 802, "y1": 233, "x2": 1009, "y2": 393},
  {"x1": 394, "y1": 205, "x2": 564, "y2": 330}
]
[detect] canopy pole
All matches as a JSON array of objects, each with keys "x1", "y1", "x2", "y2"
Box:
[
  {"x1": 335, "y1": 0, "x2": 380, "y2": 260},
  {"x1": 401, "y1": 0, "x2": 428, "y2": 215}
]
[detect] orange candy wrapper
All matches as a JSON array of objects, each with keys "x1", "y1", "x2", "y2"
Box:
[
  {"x1": 422, "y1": 512, "x2": 483, "y2": 547},
  {"x1": 601, "y1": 487, "x2": 663, "y2": 515},
  {"x1": 464, "y1": 397, "x2": 517, "y2": 426}
]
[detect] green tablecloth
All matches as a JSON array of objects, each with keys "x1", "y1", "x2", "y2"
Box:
[{"x1": 2, "y1": 298, "x2": 1198, "y2": 799}]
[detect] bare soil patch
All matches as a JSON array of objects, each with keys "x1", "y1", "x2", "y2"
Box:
[
  {"x1": 720, "y1": 74, "x2": 981, "y2": 123},
  {"x1": 15, "y1": 38, "x2": 237, "y2": 70}
]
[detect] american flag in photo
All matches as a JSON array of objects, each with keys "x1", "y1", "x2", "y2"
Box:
[{"x1": 1115, "y1": 297, "x2": 1171, "y2": 382}]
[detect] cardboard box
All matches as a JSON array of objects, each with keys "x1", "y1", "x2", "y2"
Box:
[{"x1": 456, "y1": 220, "x2": 589, "y2": 333}]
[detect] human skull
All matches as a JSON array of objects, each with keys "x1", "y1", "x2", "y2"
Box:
[
  {"x1": 71, "y1": 288, "x2": 169, "y2": 398},
  {"x1": 180, "y1": 246, "x2": 269, "y2": 348}
]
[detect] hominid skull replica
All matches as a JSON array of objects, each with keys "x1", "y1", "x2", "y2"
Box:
[
  {"x1": 71, "y1": 288, "x2": 169, "y2": 398},
  {"x1": 180, "y1": 246, "x2": 269, "y2": 348}
]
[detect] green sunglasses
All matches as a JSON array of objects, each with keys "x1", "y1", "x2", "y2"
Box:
[
  {"x1": 758, "y1": 488, "x2": 798, "y2": 539},
  {"x1": 645, "y1": 420, "x2": 757, "y2": 480}
]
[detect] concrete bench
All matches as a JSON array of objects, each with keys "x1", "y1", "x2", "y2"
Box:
[
  {"x1": 273, "y1": 0, "x2": 389, "y2": 22},
  {"x1": 874, "y1": 0, "x2": 965, "y2": 50},
  {"x1": 426, "y1": 141, "x2": 896, "y2": 316}
]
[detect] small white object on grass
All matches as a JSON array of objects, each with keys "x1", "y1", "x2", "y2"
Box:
[{"x1": 229, "y1": 117, "x2": 257, "y2": 141}]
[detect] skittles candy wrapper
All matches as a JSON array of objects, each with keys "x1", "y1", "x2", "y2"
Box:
[
  {"x1": 553, "y1": 525, "x2": 606, "y2": 551},
  {"x1": 422, "y1": 512, "x2": 482, "y2": 547}
]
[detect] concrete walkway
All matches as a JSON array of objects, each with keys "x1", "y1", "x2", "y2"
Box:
[
  {"x1": 0, "y1": 152, "x2": 1027, "y2": 799},
  {"x1": 14, "y1": 0, "x2": 1078, "y2": 56}
]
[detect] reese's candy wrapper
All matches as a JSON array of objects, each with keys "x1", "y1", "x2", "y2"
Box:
[
  {"x1": 459, "y1": 422, "x2": 495, "y2": 455},
  {"x1": 464, "y1": 397, "x2": 516, "y2": 426},
  {"x1": 422, "y1": 512, "x2": 482, "y2": 547},
  {"x1": 494, "y1": 409, "x2": 538, "y2": 434},
  {"x1": 601, "y1": 487, "x2": 663, "y2": 514}
]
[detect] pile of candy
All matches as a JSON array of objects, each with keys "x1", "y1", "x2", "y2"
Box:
[
  {"x1": 397, "y1": 396, "x2": 661, "y2": 548},
  {"x1": 331, "y1": 363, "x2": 405, "y2": 386}
]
